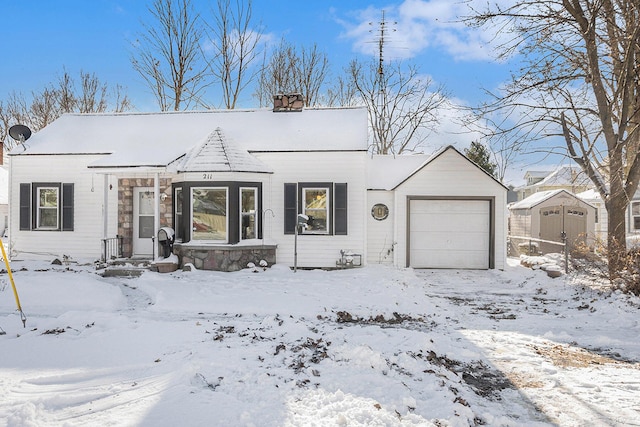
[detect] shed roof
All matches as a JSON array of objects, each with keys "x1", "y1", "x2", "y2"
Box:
[
  {"x1": 10, "y1": 107, "x2": 368, "y2": 169},
  {"x1": 510, "y1": 189, "x2": 594, "y2": 210}
]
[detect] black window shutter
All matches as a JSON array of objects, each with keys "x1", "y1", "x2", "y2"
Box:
[
  {"x1": 284, "y1": 183, "x2": 297, "y2": 234},
  {"x1": 62, "y1": 183, "x2": 74, "y2": 231},
  {"x1": 334, "y1": 183, "x2": 348, "y2": 235},
  {"x1": 19, "y1": 183, "x2": 31, "y2": 230}
]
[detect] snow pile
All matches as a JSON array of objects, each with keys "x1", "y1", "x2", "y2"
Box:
[{"x1": 1, "y1": 260, "x2": 639, "y2": 426}]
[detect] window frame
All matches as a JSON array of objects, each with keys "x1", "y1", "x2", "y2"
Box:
[
  {"x1": 36, "y1": 186, "x2": 60, "y2": 230},
  {"x1": 284, "y1": 182, "x2": 347, "y2": 236},
  {"x1": 302, "y1": 186, "x2": 330, "y2": 235},
  {"x1": 174, "y1": 187, "x2": 183, "y2": 241},
  {"x1": 20, "y1": 182, "x2": 74, "y2": 232},
  {"x1": 190, "y1": 186, "x2": 229, "y2": 243},
  {"x1": 240, "y1": 187, "x2": 258, "y2": 240},
  {"x1": 633, "y1": 201, "x2": 640, "y2": 231}
]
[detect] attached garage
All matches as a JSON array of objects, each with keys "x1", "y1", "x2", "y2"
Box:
[
  {"x1": 409, "y1": 198, "x2": 492, "y2": 269},
  {"x1": 367, "y1": 146, "x2": 508, "y2": 270}
]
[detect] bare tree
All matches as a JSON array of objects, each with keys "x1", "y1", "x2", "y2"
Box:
[
  {"x1": 131, "y1": 0, "x2": 207, "y2": 111},
  {"x1": 204, "y1": 0, "x2": 262, "y2": 109},
  {"x1": 255, "y1": 40, "x2": 330, "y2": 107},
  {"x1": 349, "y1": 58, "x2": 446, "y2": 155},
  {"x1": 323, "y1": 74, "x2": 358, "y2": 107},
  {"x1": 1, "y1": 70, "x2": 132, "y2": 150},
  {"x1": 468, "y1": 0, "x2": 640, "y2": 279}
]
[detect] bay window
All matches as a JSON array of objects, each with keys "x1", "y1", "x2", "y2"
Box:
[
  {"x1": 192, "y1": 188, "x2": 228, "y2": 242},
  {"x1": 240, "y1": 187, "x2": 257, "y2": 240}
]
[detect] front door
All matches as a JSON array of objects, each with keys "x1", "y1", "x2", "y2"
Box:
[{"x1": 133, "y1": 187, "x2": 155, "y2": 257}]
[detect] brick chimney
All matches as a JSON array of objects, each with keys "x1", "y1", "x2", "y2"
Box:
[{"x1": 273, "y1": 93, "x2": 304, "y2": 112}]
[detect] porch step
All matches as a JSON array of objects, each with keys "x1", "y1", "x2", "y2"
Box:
[
  {"x1": 97, "y1": 258, "x2": 151, "y2": 277},
  {"x1": 100, "y1": 267, "x2": 146, "y2": 278}
]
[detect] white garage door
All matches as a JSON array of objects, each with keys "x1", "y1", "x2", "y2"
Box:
[{"x1": 409, "y1": 199, "x2": 490, "y2": 269}]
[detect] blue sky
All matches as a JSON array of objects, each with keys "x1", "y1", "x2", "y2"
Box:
[{"x1": 0, "y1": 0, "x2": 549, "y2": 184}]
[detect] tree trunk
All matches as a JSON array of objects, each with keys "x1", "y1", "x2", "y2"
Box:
[{"x1": 606, "y1": 191, "x2": 628, "y2": 280}]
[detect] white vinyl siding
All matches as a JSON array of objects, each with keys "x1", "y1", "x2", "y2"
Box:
[
  {"x1": 9, "y1": 154, "x2": 119, "y2": 261},
  {"x1": 385, "y1": 149, "x2": 507, "y2": 270},
  {"x1": 366, "y1": 191, "x2": 395, "y2": 265},
  {"x1": 254, "y1": 151, "x2": 367, "y2": 269}
]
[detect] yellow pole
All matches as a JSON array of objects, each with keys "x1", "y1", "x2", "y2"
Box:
[{"x1": 0, "y1": 238, "x2": 26, "y2": 327}]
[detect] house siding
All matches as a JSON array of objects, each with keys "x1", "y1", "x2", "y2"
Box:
[
  {"x1": 9, "y1": 154, "x2": 119, "y2": 261},
  {"x1": 391, "y1": 149, "x2": 507, "y2": 270},
  {"x1": 254, "y1": 151, "x2": 367, "y2": 268},
  {"x1": 366, "y1": 191, "x2": 395, "y2": 265}
]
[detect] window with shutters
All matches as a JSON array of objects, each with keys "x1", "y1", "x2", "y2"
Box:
[
  {"x1": 20, "y1": 183, "x2": 74, "y2": 231},
  {"x1": 284, "y1": 182, "x2": 347, "y2": 235}
]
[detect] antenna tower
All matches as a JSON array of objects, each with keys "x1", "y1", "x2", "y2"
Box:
[{"x1": 371, "y1": 10, "x2": 396, "y2": 77}]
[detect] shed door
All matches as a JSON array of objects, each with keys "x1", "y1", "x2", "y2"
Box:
[
  {"x1": 409, "y1": 199, "x2": 491, "y2": 269},
  {"x1": 540, "y1": 205, "x2": 587, "y2": 251}
]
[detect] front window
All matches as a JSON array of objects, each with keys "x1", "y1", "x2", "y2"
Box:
[
  {"x1": 192, "y1": 188, "x2": 227, "y2": 242},
  {"x1": 303, "y1": 187, "x2": 329, "y2": 233},
  {"x1": 175, "y1": 187, "x2": 183, "y2": 240},
  {"x1": 240, "y1": 187, "x2": 257, "y2": 240},
  {"x1": 37, "y1": 187, "x2": 59, "y2": 229},
  {"x1": 633, "y1": 202, "x2": 640, "y2": 230}
]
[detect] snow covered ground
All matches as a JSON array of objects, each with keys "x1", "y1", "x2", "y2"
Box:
[{"x1": 1, "y1": 258, "x2": 639, "y2": 426}]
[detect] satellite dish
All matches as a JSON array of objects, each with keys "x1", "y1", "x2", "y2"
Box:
[{"x1": 8, "y1": 124, "x2": 32, "y2": 142}]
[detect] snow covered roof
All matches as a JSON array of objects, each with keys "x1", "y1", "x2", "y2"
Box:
[
  {"x1": 367, "y1": 153, "x2": 433, "y2": 190},
  {"x1": 10, "y1": 107, "x2": 368, "y2": 169},
  {"x1": 524, "y1": 170, "x2": 550, "y2": 178},
  {"x1": 510, "y1": 189, "x2": 594, "y2": 210},
  {"x1": 576, "y1": 189, "x2": 602, "y2": 202},
  {"x1": 176, "y1": 128, "x2": 272, "y2": 173},
  {"x1": 367, "y1": 145, "x2": 508, "y2": 191},
  {"x1": 536, "y1": 165, "x2": 591, "y2": 187}
]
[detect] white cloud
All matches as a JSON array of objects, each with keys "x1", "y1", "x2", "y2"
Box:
[{"x1": 340, "y1": 0, "x2": 513, "y2": 62}]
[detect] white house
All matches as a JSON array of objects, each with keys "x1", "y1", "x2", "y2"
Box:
[{"x1": 8, "y1": 104, "x2": 507, "y2": 270}]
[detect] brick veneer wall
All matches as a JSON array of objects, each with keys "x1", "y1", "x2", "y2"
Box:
[{"x1": 118, "y1": 178, "x2": 173, "y2": 257}]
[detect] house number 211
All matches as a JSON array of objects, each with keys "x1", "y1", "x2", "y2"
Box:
[{"x1": 202, "y1": 173, "x2": 214, "y2": 180}]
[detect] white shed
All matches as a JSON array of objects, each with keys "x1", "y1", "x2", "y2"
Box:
[{"x1": 367, "y1": 146, "x2": 508, "y2": 270}]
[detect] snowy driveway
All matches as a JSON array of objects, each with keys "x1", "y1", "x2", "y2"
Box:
[{"x1": 1, "y1": 260, "x2": 639, "y2": 426}]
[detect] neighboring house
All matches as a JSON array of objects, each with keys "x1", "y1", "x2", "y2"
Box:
[
  {"x1": 509, "y1": 189, "x2": 596, "y2": 253},
  {"x1": 8, "y1": 103, "x2": 507, "y2": 271},
  {"x1": 576, "y1": 189, "x2": 607, "y2": 243},
  {"x1": 515, "y1": 166, "x2": 593, "y2": 201}
]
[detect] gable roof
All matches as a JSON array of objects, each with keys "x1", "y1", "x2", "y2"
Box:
[
  {"x1": 175, "y1": 128, "x2": 272, "y2": 173},
  {"x1": 367, "y1": 145, "x2": 508, "y2": 191},
  {"x1": 510, "y1": 189, "x2": 595, "y2": 210},
  {"x1": 11, "y1": 107, "x2": 368, "y2": 169}
]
